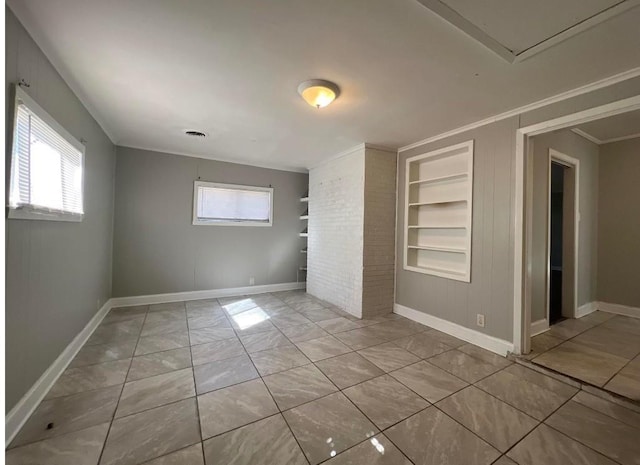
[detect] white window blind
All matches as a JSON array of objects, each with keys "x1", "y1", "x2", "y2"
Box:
[
  {"x1": 193, "y1": 181, "x2": 273, "y2": 226},
  {"x1": 9, "y1": 86, "x2": 84, "y2": 221}
]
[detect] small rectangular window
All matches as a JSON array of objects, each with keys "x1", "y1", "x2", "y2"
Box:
[
  {"x1": 8, "y1": 85, "x2": 85, "y2": 222},
  {"x1": 193, "y1": 181, "x2": 273, "y2": 226}
]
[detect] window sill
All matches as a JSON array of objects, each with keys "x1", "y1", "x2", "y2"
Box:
[
  {"x1": 8, "y1": 207, "x2": 83, "y2": 223},
  {"x1": 192, "y1": 219, "x2": 272, "y2": 227}
]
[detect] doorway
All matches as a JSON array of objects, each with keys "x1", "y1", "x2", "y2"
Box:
[
  {"x1": 549, "y1": 162, "x2": 565, "y2": 324},
  {"x1": 513, "y1": 93, "x2": 640, "y2": 355},
  {"x1": 546, "y1": 150, "x2": 579, "y2": 326}
]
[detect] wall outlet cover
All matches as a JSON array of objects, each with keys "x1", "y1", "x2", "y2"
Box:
[
  {"x1": 249, "y1": 277, "x2": 255, "y2": 285},
  {"x1": 476, "y1": 314, "x2": 485, "y2": 327}
]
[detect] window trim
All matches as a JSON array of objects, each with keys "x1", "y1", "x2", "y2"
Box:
[
  {"x1": 8, "y1": 84, "x2": 86, "y2": 223},
  {"x1": 192, "y1": 180, "x2": 274, "y2": 227}
]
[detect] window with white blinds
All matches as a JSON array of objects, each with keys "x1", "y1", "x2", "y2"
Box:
[
  {"x1": 9, "y1": 86, "x2": 84, "y2": 222},
  {"x1": 193, "y1": 181, "x2": 273, "y2": 226}
]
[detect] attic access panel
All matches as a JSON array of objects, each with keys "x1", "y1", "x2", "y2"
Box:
[{"x1": 416, "y1": 0, "x2": 637, "y2": 62}]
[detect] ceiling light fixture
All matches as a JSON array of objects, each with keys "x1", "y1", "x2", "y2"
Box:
[{"x1": 297, "y1": 79, "x2": 340, "y2": 109}]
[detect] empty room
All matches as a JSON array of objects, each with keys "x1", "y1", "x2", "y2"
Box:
[{"x1": 3, "y1": 1, "x2": 640, "y2": 465}]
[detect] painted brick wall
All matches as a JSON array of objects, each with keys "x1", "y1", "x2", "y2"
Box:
[
  {"x1": 362, "y1": 149, "x2": 398, "y2": 317},
  {"x1": 307, "y1": 148, "x2": 365, "y2": 316},
  {"x1": 308, "y1": 146, "x2": 397, "y2": 318}
]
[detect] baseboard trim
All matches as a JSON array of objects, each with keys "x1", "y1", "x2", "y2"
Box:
[
  {"x1": 531, "y1": 318, "x2": 549, "y2": 336},
  {"x1": 393, "y1": 304, "x2": 514, "y2": 356},
  {"x1": 5, "y1": 281, "x2": 306, "y2": 446},
  {"x1": 576, "y1": 301, "x2": 598, "y2": 318},
  {"x1": 598, "y1": 301, "x2": 640, "y2": 319},
  {"x1": 109, "y1": 282, "x2": 306, "y2": 307},
  {"x1": 5, "y1": 300, "x2": 113, "y2": 446}
]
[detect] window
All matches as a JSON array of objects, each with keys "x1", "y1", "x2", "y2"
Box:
[
  {"x1": 8, "y1": 85, "x2": 85, "y2": 222},
  {"x1": 193, "y1": 181, "x2": 273, "y2": 226}
]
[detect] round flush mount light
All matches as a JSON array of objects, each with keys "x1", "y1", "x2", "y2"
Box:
[
  {"x1": 297, "y1": 79, "x2": 340, "y2": 109},
  {"x1": 184, "y1": 130, "x2": 207, "y2": 137}
]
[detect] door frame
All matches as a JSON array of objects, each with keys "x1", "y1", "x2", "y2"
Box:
[
  {"x1": 546, "y1": 150, "x2": 580, "y2": 326},
  {"x1": 512, "y1": 94, "x2": 640, "y2": 354}
]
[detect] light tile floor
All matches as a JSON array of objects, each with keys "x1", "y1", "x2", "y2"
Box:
[
  {"x1": 529, "y1": 311, "x2": 640, "y2": 400},
  {"x1": 6, "y1": 292, "x2": 640, "y2": 465}
]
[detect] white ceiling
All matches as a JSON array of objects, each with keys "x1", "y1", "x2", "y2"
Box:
[
  {"x1": 8, "y1": 0, "x2": 640, "y2": 171},
  {"x1": 440, "y1": 0, "x2": 623, "y2": 55},
  {"x1": 574, "y1": 109, "x2": 640, "y2": 143}
]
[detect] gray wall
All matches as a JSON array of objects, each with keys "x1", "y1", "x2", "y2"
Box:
[
  {"x1": 5, "y1": 8, "x2": 116, "y2": 412},
  {"x1": 598, "y1": 137, "x2": 640, "y2": 307},
  {"x1": 396, "y1": 117, "x2": 518, "y2": 342},
  {"x1": 530, "y1": 130, "x2": 600, "y2": 322},
  {"x1": 113, "y1": 147, "x2": 308, "y2": 296}
]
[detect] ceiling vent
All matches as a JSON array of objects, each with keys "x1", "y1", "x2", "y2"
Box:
[{"x1": 185, "y1": 130, "x2": 206, "y2": 137}]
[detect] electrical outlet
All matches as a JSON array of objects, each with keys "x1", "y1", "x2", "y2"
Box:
[
  {"x1": 476, "y1": 314, "x2": 485, "y2": 328},
  {"x1": 249, "y1": 277, "x2": 255, "y2": 285}
]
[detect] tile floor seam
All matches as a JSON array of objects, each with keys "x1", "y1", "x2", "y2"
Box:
[
  {"x1": 381, "y1": 405, "x2": 499, "y2": 465},
  {"x1": 431, "y1": 404, "x2": 519, "y2": 456},
  {"x1": 540, "y1": 418, "x2": 627, "y2": 465},
  {"x1": 315, "y1": 433, "x2": 417, "y2": 465},
  {"x1": 95, "y1": 307, "x2": 149, "y2": 465},
  {"x1": 497, "y1": 389, "x2": 613, "y2": 464},
  {"x1": 242, "y1": 338, "x2": 312, "y2": 465},
  {"x1": 530, "y1": 314, "x2": 638, "y2": 390},
  {"x1": 383, "y1": 361, "x2": 465, "y2": 405},
  {"x1": 499, "y1": 386, "x2": 578, "y2": 451},
  {"x1": 570, "y1": 393, "x2": 640, "y2": 431},
  {"x1": 601, "y1": 354, "x2": 637, "y2": 388},
  {"x1": 423, "y1": 350, "x2": 511, "y2": 386},
  {"x1": 186, "y1": 311, "x2": 206, "y2": 465},
  {"x1": 468, "y1": 370, "x2": 573, "y2": 422}
]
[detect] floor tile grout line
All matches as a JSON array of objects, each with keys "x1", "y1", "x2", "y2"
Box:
[
  {"x1": 530, "y1": 313, "x2": 635, "y2": 382},
  {"x1": 136, "y1": 442, "x2": 203, "y2": 465},
  {"x1": 538, "y1": 390, "x2": 627, "y2": 465},
  {"x1": 242, "y1": 337, "x2": 312, "y2": 465},
  {"x1": 569, "y1": 392, "x2": 640, "y2": 431},
  {"x1": 527, "y1": 347, "x2": 637, "y2": 399},
  {"x1": 186, "y1": 305, "x2": 207, "y2": 465},
  {"x1": 497, "y1": 388, "x2": 601, "y2": 463},
  {"x1": 540, "y1": 423, "x2": 626, "y2": 465},
  {"x1": 95, "y1": 305, "x2": 151, "y2": 465}
]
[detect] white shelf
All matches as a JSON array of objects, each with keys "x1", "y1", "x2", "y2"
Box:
[
  {"x1": 407, "y1": 225, "x2": 466, "y2": 229},
  {"x1": 409, "y1": 172, "x2": 467, "y2": 185},
  {"x1": 300, "y1": 250, "x2": 307, "y2": 254},
  {"x1": 403, "y1": 140, "x2": 474, "y2": 282},
  {"x1": 300, "y1": 233, "x2": 308, "y2": 237},
  {"x1": 300, "y1": 215, "x2": 309, "y2": 220},
  {"x1": 299, "y1": 266, "x2": 307, "y2": 271},
  {"x1": 300, "y1": 197, "x2": 309, "y2": 203},
  {"x1": 407, "y1": 245, "x2": 466, "y2": 254},
  {"x1": 408, "y1": 199, "x2": 466, "y2": 207}
]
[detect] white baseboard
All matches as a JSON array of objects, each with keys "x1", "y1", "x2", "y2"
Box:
[
  {"x1": 530, "y1": 318, "x2": 549, "y2": 336},
  {"x1": 5, "y1": 281, "x2": 306, "y2": 446},
  {"x1": 393, "y1": 304, "x2": 514, "y2": 356},
  {"x1": 576, "y1": 301, "x2": 598, "y2": 318},
  {"x1": 598, "y1": 301, "x2": 640, "y2": 319},
  {"x1": 5, "y1": 300, "x2": 113, "y2": 446},
  {"x1": 109, "y1": 282, "x2": 306, "y2": 307}
]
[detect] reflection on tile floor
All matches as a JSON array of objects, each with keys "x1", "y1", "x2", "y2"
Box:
[
  {"x1": 530, "y1": 312, "x2": 640, "y2": 399},
  {"x1": 6, "y1": 292, "x2": 640, "y2": 465}
]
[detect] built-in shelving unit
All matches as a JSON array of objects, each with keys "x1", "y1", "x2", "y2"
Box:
[
  {"x1": 404, "y1": 140, "x2": 474, "y2": 282},
  {"x1": 298, "y1": 193, "x2": 309, "y2": 282}
]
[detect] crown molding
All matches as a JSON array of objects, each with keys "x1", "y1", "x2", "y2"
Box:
[{"x1": 399, "y1": 67, "x2": 640, "y2": 152}]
